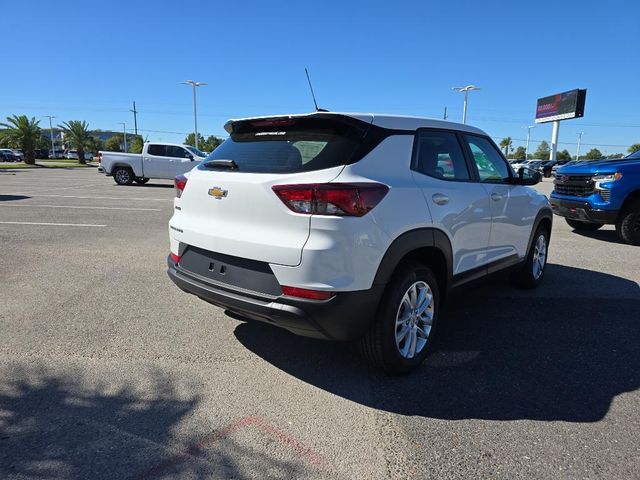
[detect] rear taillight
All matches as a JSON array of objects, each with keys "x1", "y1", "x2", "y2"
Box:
[
  {"x1": 174, "y1": 175, "x2": 188, "y2": 198},
  {"x1": 281, "y1": 286, "x2": 335, "y2": 300},
  {"x1": 169, "y1": 252, "x2": 181, "y2": 263},
  {"x1": 272, "y1": 183, "x2": 389, "y2": 217},
  {"x1": 97, "y1": 152, "x2": 102, "y2": 164}
]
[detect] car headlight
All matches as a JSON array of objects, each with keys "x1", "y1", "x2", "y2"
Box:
[{"x1": 594, "y1": 172, "x2": 622, "y2": 188}]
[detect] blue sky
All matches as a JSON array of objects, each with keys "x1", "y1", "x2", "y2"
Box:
[{"x1": 1, "y1": 0, "x2": 638, "y2": 154}]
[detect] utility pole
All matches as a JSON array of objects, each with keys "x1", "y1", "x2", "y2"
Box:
[
  {"x1": 44, "y1": 115, "x2": 56, "y2": 158},
  {"x1": 576, "y1": 132, "x2": 584, "y2": 160},
  {"x1": 181, "y1": 80, "x2": 208, "y2": 150},
  {"x1": 120, "y1": 123, "x2": 127, "y2": 152},
  {"x1": 452, "y1": 85, "x2": 480, "y2": 124},
  {"x1": 130, "y1": 101, "x2": 138, "y2": 136},
  {"x1": 525, "y1": 125, "x2": 535, "y2": 160},
  {"x1": 443, "y1": 106, "x2": 448, "y2": 120}
]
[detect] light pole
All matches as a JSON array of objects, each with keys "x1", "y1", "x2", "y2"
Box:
[
  {"x1": 120, "y1": 122, "x2": 127, "y2": 152},
  {"x1": 44, "y1": 115, "x2": 56, "y2": 158},
  {"x1": 524, "y1": 125, "x2": 535, "y2": 160},
  {"x1": 181, "y1": 80, "x2": 208, "y2": 150},
  {"x1": 452, "y1": 85, "x2": 480, "y2": 124},
  {"x1": 576, "y1": 132, "x2": 584, "y2": 161}
]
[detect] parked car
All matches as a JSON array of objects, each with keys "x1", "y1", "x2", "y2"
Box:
[
  {"x1": 49, "y1": 150, "x2": 64, "y2": 159},
  {"x1": 10, "y1": 149, "x2": 24, "y2": 161},
  {"x1": 550, "y1": 159, "x2": 573, "y2": 177},
  {"x1": 0, "y1": 149, "x2": 20, "y2": 162},
  {"x1": 97, "y1": 143, "x2": 207, "y2": 185},
  {"x1": 64, "y1": 150, "x2": 93, "y2": 161},
  {"x1": 551, "y1": 150, "x2": 640, "y2": 245},
  {"x1": 34, "y1": 148, "x2": 50, "y2": 159},
  {"x1": 167, "y1": 112, "x2": 552, "y2": 373}
]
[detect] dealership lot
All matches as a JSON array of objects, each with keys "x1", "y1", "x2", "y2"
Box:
[{"x1": 0, "y1": 168, "x2": 638, "y2": 479}]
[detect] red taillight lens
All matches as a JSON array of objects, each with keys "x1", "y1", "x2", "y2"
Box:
[
  {"x1": 272, "y1": 183, "x2": 389, "y2": 217},
  {"x1": 174, "y1": 175, "x2": 188, "y2": 198},
  {"x1": 281, "y1": 286, "x2": 335, "y2": 300},
  {"x1": 170, "y1": 252, "x2": 181, "y2": 263},
  {"x1": 97, "y1": 152, "x2": 102, "y2": 164}
]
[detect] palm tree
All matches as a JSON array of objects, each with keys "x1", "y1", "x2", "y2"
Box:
[
  {"x1": 0, "y1": 115, "x2": 41, "y2": 164},
  {"x1": 59, "y1": 120, "x2": 92, "y2": 164},
  {"x1": 499, "y1": 137, "x2": 513, "y2": 157}
]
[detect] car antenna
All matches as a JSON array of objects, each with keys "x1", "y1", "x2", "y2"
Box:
[{"x1": 305, "y1": 67, "x2": 329, "y2": 112}]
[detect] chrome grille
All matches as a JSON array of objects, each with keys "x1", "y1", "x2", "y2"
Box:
[{"x1": 553, "y1": 174, "x2": 594, "y2": 197}]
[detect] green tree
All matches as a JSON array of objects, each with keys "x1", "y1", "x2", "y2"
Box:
[
  {"x1": 0, "y1": 115, "x2": 41, "y2": 164},
  {"x1": 184, "y1": 133, "x2": 205, "y2": 149},
  {"x1": 59, "y1": 120, "x2": 92, "y2": 164},
  {"x1": 129, "y1": 135, "x2": 145, "y2": 154},
  {"x1": 556, "y1": 149, "x2": 571, "y2": 161},
  {"x1": 606, "y1": 153, "x2": 624, "y2": 159},
  {"x1": 584, "y1": 148, "x2": 603, "y2": 160},
  {"x1": 628, "y1": 144, "x2": 640, "y2": 154},
  {"x1": 104, "y1": 134, "x2": 123, "y2": 152},
  {"x1": 203, "y1": 135, "x2": 223, "y2": 153},
  {"x1": 86, "y1": 136, "x2": 104, "y2": 154},
  {"x1": 533, "y1": 141, "x2": 550, "y2": 160},
  {"x1": 499, "y1": 137, "x2": 512, "y2": 157},
  {"x1": 512, "y1": 146, "x2": 526, "y2": 160}
]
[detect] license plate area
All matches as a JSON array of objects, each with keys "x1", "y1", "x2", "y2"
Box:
[{"x1": 179, "y1": 246, "x2": 282, "y2": 296}]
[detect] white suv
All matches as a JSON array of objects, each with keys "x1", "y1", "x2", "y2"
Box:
[{"x1": 167, "y1": 112, "x2": 552, "y2": 373}]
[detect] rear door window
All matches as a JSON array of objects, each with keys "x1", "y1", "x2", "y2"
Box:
[
  {"x1": 147, "y1": 144, "x2": 167, "y2": 156},
  {"x1": 413, "y1": 130, "x2": 470, "y2": 181},
  {"x1": 201, "y1": 116, "x2": 369, "y2": 174}
]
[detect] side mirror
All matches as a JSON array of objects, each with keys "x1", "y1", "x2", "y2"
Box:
[{"x1": 517, "y1": 167, "x2": 542, "y2": 186}]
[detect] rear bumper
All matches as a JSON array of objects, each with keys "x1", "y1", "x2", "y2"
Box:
[
  {"x1": 549, "y1": 197, "x2": 618, "y2": 224},
  {"x1": 167, "y1": 257, "x2": 383, "y2": 341}
]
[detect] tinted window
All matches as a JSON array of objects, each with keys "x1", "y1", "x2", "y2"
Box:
[
  {"x1": 201, "y1": 117, "x2": 366, "y2": 174},
  {"x1": 147, "y1": 144, "x2": 167, "y2": 156},
  {"x1": 166, "y1": 146, "x2": 190, "y2": 158},
  {"x1": 465, "y1": 135, "x2": 511, "y2": 183},
  {"x1": 413, "y1": 131, "x2": 470, "y2": 181}
]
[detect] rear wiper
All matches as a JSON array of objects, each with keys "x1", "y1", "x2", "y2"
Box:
[{"x1": 204, "y1": 159, "x2": 239, "y2": 170}]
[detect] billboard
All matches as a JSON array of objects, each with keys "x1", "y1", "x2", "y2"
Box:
[{"x1": 535, "y1": 89, "x2": 587, "y2": 123}]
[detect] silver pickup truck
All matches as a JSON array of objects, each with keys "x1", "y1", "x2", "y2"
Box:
[{"x1": 97, "y1": 142, "x2": 207, "y2": 185}]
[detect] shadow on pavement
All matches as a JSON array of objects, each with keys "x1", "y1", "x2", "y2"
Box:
[
  {"x1": 234, "y1": 264, "x2": 640, "y2": 423},
  {"x1": 0, "y1": 195, "x2": 30, "y2": 202},
  {"x1": 570, "y1": 227, "x2": 627, "y2": 245},
  {"x1": 0, "y1": 366, "x2": 306, "y2": 479}
]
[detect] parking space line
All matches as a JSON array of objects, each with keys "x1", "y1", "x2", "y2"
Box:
[
  {"x1": 0, "y1": 221, "x2": 106, "y2": 227},
  {"x1": 0, "y1": 204, "x2": 162, "y2": 211},
  {"x1": 3, "y1": 193, "x2": 172, "y2": 202}
]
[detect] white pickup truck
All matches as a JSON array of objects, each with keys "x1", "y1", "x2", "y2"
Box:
[{"x1": 97, "y1": 142, "x2": 207, "y2": 185}]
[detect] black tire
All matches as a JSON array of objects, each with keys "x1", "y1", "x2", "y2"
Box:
[
  {"x1": 134, "y1": 177, "x2": 150, "y2": 185},
  {"x1": 512, "y1": 224, "x2": 550, "y2": 289},
  {"x1": 615, "y1": 200, "x2": 640, "y2": 245},
  {"x1": 359, "y1": 262, "x2": 440, "y2": 375},
  {"x1": 565, "y1": 218, "x2": 604, "y2": 231},
  {"x1": 113, "y1": 167, "x2": 134, "y2": 185}
]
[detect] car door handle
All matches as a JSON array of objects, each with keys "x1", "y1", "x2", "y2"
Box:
[
  {"x1": 491, "y1": 192, "x2": 503, "y2": 202},
  {"x1": 432, "y1": 193, "x2": 449, "y2": 205}
]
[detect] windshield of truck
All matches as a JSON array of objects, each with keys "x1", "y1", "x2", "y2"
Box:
[
  {"x1": 201, "y1": 116, "x2": 368, "y2": 174},
  {"x1": 185, "y1": 146, "x2": 206, "y2": 157}
]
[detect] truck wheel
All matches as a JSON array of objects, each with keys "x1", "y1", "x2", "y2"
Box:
[
  {"x1": 113, "y1": 167, "x2": 134, "y2": 185},
  {"x1": 359, "y1": 262, "x2": 440, "y2": 375},
  {"x1": 565, "y1": 218, "x2": 604, "y2": 231},
  {"x1": 512, "y1": 224, "x2": 549, "y2": 289},
  {"x1": 134, "y1": 177, "x2": 150, "y2": 185},
  {"x1": 616, "y1": 200, "x2": 640, "y2": 245}
]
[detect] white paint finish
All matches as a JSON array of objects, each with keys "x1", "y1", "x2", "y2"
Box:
[
  {"x1": 0, "y1": 204, "x2": 161, "y2": 212},
  {"x1": 170, "y1": 165, "x2": 345, "y2": 267},
  {"x1": 0, "y1": 221, "x2": 106, "y2": 227}
]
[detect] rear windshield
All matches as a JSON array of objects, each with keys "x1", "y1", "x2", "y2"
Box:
[{"x1": 200, "y1": 117, "x2": 369, "y2": 174}]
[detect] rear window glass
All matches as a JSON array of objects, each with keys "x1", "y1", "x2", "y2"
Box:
[
  {"x1": 200, "y1": 117, "x2": 368, "y2": 174},
  {"x1": 147, "y1": 144, "x2": 166, "y2": 156}
]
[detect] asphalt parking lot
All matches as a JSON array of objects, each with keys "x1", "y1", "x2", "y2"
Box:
[{"x1": 0, "y1": 167, "x2": 638, "y2": 479}]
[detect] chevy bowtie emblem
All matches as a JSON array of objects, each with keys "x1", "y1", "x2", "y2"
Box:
[
  {"x1": 560, "y1": 175, "x2": 569, "y2": 182},
  {"x1": 208, "y1": 187, "x2": 228, "y2": 199}
]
